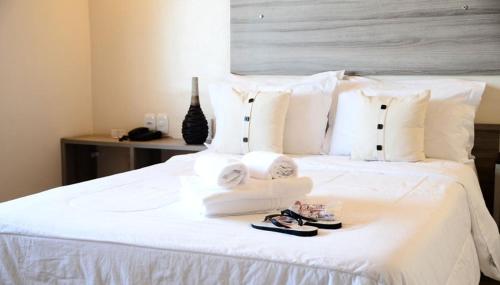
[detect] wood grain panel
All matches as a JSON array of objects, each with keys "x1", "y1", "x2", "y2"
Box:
[{"x1": 231, "y1": 0, "x2": 500, "y2": 75}]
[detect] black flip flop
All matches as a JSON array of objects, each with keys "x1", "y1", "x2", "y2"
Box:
[
  {"x1": 281, "y1": 209, "x2": 342, "y2": 230},
  {"x1": 251, "y1": 214, "x2": 318, "y2": 237}
]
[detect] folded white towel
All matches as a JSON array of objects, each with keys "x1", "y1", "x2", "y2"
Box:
[
  {"x1": 202, "y1": 197, "x2": 306, "y2": 217},
  {"x1": 181, "y1": 176, "x2": 312, "y2": 216},
  {"x1": 194, "y1": 154, "x2": 249, "y2": 188},
  {"x1": 241, "y1": 151, "x2": 298, "y2": 180}
]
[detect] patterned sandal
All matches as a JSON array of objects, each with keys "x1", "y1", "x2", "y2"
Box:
[
  {"x1": 282, "y1": 201, "x2": 342, "y2": 230},
  {"x1": 251, "y1": 214, "x2": 318, "y2": 237}
]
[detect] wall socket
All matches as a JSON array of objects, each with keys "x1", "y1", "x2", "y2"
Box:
[
  {"x1": 156, "y1": 113, "x2": 169, "y2": 136},
  {"x1": 144, "y1": 113, "x2": 156, "y2": 130}
]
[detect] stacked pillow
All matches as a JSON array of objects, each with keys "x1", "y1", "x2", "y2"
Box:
[
  {"x1": 350, "y1": 91, "x2": 430, "y2": 162},
  {"x1": 208, "y1": 86, "x2": 291, "y2": 154},
  {"x1": 209, "y1": 71, "x2": 344, "y2": 154},
  {"x1": 326, "y1": 76, "x2": 486, "y2": 162},
  {"x1": 208, "y1": 72, "x2": 486, "y2": 163}
]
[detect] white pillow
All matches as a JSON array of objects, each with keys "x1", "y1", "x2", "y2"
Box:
[
  {"x1": 230, "y1": 70, "x2": 345, "y2": 86},
  {"x1": 351, "y1": 91, "x2": 430, "y2": 162},
  {"x1": 231, "y1": 71, "x2": 344, "y2": 154},
  {"x1": 366, "y1": 79, "x2": 485, "y2": 162},
  {"x1": 324, "y1": 77, "x2": 376, "y2": 154},
  {"x1": 208, "y1": 84, "x2": 291, "y2": 154},
  {"x1": 328, "y1": 77, "x2": 486, "y2": 162}
]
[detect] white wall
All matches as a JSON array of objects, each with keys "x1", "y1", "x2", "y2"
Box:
[
  {"x1": 0, "y1": 0, "x2": 93, "y2": 202},
  {"x1": 89, "y1": 0, "x2": 230, "y2": 137}
]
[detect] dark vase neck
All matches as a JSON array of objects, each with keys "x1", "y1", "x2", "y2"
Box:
[
  {"x1": 191, "y1": 77, "x2": 200, "y2": 106},
  {"x1": 190, "y1": 95, "x2": 200, "y2": 106}
]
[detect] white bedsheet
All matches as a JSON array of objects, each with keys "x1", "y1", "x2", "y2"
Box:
[{"x1": 0, "y1": 153, "x2": 499, "y2": 285}]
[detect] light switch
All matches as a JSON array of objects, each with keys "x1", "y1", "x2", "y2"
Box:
[
  {"x1": 144, "y1": 113, "x2": 156, "y2": 130},
  {"x1": 156, "y1": 113, "x2": 169, "y2": 136}
]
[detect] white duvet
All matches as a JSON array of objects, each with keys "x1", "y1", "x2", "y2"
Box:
[{"x1": 0, "y1": 153, "x2": 499, "y2": 285}]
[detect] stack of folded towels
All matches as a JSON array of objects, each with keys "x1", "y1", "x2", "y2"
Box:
[{"x1": 181, "y1": 151, "x2": 312, "y2": 216}]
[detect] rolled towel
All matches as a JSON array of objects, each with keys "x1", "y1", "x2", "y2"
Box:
[
  {"x1": 241, "y1": 151, "x2": 298, "y2": 180},
  {"x1": 194, "y1": 153, "x2": 249, "y2": 188},
  {"x1": 181, "y1": 176, "x2": 312, "y2": 216}
]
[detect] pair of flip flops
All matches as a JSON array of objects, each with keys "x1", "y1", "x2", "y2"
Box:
[{"x1": 251, "y1": 206, "x2": 342, "y2": 237}]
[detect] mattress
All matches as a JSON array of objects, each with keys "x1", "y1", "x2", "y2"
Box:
[{"x1": 0, "y1": 153, "x2": 499, "y2": 285}]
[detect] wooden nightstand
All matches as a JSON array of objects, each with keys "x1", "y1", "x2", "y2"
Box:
[
  {"x1": 473, "y1": 124, "x2": 500, "y2": 215},
  {"x1": 61, "y1": 135, "x2": 206, "y2": 185}
]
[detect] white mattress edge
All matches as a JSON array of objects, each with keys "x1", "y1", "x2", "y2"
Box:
[{"x1": 0, "y1": 232, "x2": 381, "y2": 283}]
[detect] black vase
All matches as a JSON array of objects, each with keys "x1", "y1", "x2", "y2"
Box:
[{"x1": 182, "y1": 77, "x2": 208, "y2": 145}]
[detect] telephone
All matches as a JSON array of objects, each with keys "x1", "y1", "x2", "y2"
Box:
[{"x1": 119, "y1": 127, "x2": 162, "y2": 142}]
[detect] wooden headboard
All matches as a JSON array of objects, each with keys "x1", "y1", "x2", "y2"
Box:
[
  {"x1": 473, "y1": 124, "x2": 500, "y2": 214},
  {"x1": 231, "y1": 0, "x2": 500, "y2": 75}
]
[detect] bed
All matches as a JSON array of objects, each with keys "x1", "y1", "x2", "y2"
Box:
[
  {"x1": 2, "y1": 0, "x2": 500, "y2": 283},
  {"x1": 1, "y1": 152, "x2": 499, "y2": 284}
]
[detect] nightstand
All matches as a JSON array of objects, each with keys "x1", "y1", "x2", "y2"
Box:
[
  {"x1": 473, "y1": 124, "x2": 500, "y2": 215},
  {"x1": 61, "y1": 135, "x2": 206, "y2": 185}
]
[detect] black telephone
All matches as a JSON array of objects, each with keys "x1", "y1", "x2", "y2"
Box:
[{"x1": 119, "y1": 127, "x2": 162, "y2": 142}]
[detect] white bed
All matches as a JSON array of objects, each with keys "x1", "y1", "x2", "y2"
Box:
[{"x1": 0, "y1": 152, "x2": 499, "y2": 285}]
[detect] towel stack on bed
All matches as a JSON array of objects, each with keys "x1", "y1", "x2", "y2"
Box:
[{"x1": 183, "y1": 152, "x2": 311, "y2": 216}]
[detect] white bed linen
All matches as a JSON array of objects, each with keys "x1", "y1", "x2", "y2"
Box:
[{"x1": 0, "y1": 153, "x2": 499, "y2": 285}]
